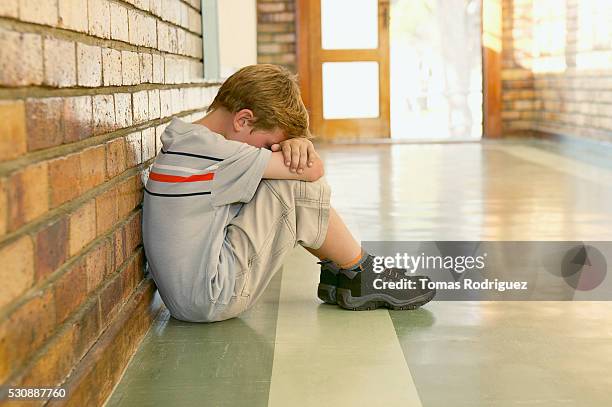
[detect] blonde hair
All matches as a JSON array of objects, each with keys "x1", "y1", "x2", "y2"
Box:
[{"x1": 207, "y1": 64, "x2": 312, "y2": 139}]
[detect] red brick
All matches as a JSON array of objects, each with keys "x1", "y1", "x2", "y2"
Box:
[
  {"x1": 106, "y1": 137, "x2": 126, "y2": 179},
  {"x1": 112, "y1": 227, "x2": 126, "y2": 272},
  {"x1": 25, "y1": 97, "x2": 63, "y2": 151},
  {"x1": 35, "y1": 217, "x2": 69, "y2": 280},
  {"x1": 140, "y1": 53, "x2": 153, "y2": 83},
  {"x1": 0, "y1": 287, "x2": 56, "y2": 383},
  {"x1": 7, "y1": 161, "x2": 49, "y2": 231},
  {"x1": 93, "y1": 94, "x2": 116, "y2": 135},
  {"x1": 88, "y1": 0, "x2": 111, "y2": 38},
  {"x1": 85, "y1": 241, "x2": 109, "y2": 292},
  {"x1": 148, "y1": 89, "x2": 160, "y2": 119},
  {"x1": 54, "y1": 258, "x2": 88, "y2": 325},
  {"x1": 63, "y1": 96, "x2": 93, "y2": 142},
  {"x1": 125, "y1": 211, "x2": 142, "y2": 253},
  {"x1": 110, "y1": 2, "x2": 129, "y2": 42},
  {"x1": 0, "y1": 28, "x2": 43, "y2": 86},
  {"x1": 0, "y1": 235, "x2": 35, "y2": 310},
  {"x1": 96, "y1": 187, "x2": 118, "y2": 234},
  {"x1": 0, "y1": 100, "x2": 27, "y2": 161},
  {"x1": 99, "y1": 273, "x2": 123, "y2": 323},
  {"x1": 0, "y1": 178, "x2": 6, "y2": 236},
  {"x1": 122, "y1": 251, "x2": 145, "y2": 302},
  {"x1": 121, "y1": 260, "x2": 137, "y2": 303},
  {"x1": 58, "y1": 0, "x2": 89, "y2": 32},
  {"x1": 69, "y1": 199, "x2": 96, "y2": 256},
  {"x1": 19, "y1": 323, "x2": 75, "y2": 387},
  {"x1": 72, "y1": 296, "x2": 100, "y2": 358},
  {"x1": 102, "y1": 48, "x2": 122, "y2": 86},
  {"x1": 77, "y1": 43, "x2": 102, "y2": 87},
  {"x1": 20, "y1": 0, "x2": 58, "y2": 26},
  {"x1": 0, "y1": 1, "x2": 18, "y2": 17},
  {"x1": 125, "y1": 131, "x2": 142, "y2": 166},
  {"x1": 80, "y1": 145, "x2": 106, "y2": 191},
  {"x1": 121, "y1": 50, "x2": 140, "y2": 85},
  {"x1": 117, "y1": 177, "x2": 137, "y2": 218},
  {"x1": 114, "y1": 93, "x2": 133, "y2": 128},
  {"x1": 142, "y1": 127, "x2": 156, "y2": 161},
  {"x1": 43, "y1": 37, "x2": 77, "y2": 87},
  {"x1": 132, "y1": 91, "x2": 149, "y2": 123},
  {"x1": 48, "y1": 153, "x2": 82, "y2": 208},
  {"x1": 135, "y1": 249, "x2": 145, "y2": 279},
  {"x1": 135, "y1": 174, "x2": 144, "y2": 201}
]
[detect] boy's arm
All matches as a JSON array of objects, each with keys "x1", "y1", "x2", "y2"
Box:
[{"x1": 263, "y1": 151, "x2": 324, "y2": 182}]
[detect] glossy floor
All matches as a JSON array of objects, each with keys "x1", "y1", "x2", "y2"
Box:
[{"x1": 106, "y1": 138, "x2": 612, "y2": 406}]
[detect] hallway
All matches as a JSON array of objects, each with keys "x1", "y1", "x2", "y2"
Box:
[{"x1": 106, "y1": 139, "x2": 612, "y2": 406}]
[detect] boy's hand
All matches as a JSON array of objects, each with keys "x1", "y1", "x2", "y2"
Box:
[{"x1": 270, "y1": 138, "x2": 319, "y2": 174}]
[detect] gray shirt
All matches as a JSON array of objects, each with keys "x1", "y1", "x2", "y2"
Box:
[{"x1": 142, "y1": 117, "x2": 272, "y2": 321}]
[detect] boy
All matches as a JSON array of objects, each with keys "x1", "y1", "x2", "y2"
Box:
[{"x1": 142, "y1": 64, "x2": 435, "y2": 322}]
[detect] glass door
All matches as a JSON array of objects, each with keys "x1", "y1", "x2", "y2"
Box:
[{"x1": 389, "y1": 0, "x2": 483, "y2": 140}]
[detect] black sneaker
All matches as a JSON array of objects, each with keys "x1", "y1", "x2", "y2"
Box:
[
  {"x1": 336, "y1": 254, "x2": 436, "y2": 311},
  {"x1": 317, "y1": 259, "x2": 339, "y2": 304}
]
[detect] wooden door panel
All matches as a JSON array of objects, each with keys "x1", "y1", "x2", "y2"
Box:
[{"x1": 302, "y1": 0, "x2": 390, "y2": 140}]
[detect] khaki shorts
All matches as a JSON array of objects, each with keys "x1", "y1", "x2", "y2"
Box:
[{"x1": 210, "y1": 177, "x2": 331, "y2": 321}]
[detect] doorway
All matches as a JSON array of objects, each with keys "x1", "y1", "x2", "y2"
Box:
[
  {"x1": 297, "y1": 0, "x2": 485, "y2": 141},
  {"x1": 390, "y1": 0, "x2": 483, "y2": 140}
]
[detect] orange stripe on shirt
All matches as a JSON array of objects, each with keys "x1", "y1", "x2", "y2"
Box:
[{"x1": 149, "y1": 171, "x2": 215, "y2": 183}]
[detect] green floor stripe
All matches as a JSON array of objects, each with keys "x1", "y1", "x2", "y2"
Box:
[
  {"x1": 268, "y1": 248, "x2": 422, "y2": 406},
  {"x1": 105, "y1": 272, "x2": 283, "y2": 407}
]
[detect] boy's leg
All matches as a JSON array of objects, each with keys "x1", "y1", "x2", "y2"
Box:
[
  {"x1": 212, "y1": 177, "x2": 333, "y2": 321},
  {"x1": 212, "y1": 177, "x2": 435, "y2": 321},
  {"x1": 305, "y1": 207, "x2": 363, "y2": 268}
]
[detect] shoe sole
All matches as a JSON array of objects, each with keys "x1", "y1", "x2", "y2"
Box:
[
  {"x1": 317, "y1": 283, "x2": 337, "y2": 304},
  {"x1": 336, "y1": 288, "x2": 436, "y2": 311}
]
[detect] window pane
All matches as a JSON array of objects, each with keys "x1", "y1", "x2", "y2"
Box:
[
  {"x1": 321, "y1": 0, "x2": 378, "y2": 49},
  {"x1": 322, "y1": 62, "x2": 379, "y2": 119}
]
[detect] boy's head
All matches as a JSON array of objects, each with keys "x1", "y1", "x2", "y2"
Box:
[{"x1": 206, "y1": 64, "x2": 311, "y2": 148}]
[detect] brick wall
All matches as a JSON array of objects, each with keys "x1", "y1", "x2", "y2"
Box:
[
  {"x1": 0, "y1": 0, "x2": 220, "y2": 404},
  {"x1": 502, "y1": 0, "x2": 612, "y2": 141},
  {"x1": 257, "y1": 0, "x2": 297, "y2": 73}
]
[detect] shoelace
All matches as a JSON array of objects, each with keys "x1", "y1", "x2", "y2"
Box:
[{"x1": 379, "y1": 267, "x2": 409, "y2": 282}]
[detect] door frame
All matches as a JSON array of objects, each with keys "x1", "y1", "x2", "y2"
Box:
[
  {"x1": 296, "y1": 0, "x2": 503, "y2": 140},
  {"x1": 296, "y1": 0, "x2": 390, "y2": 140}
]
